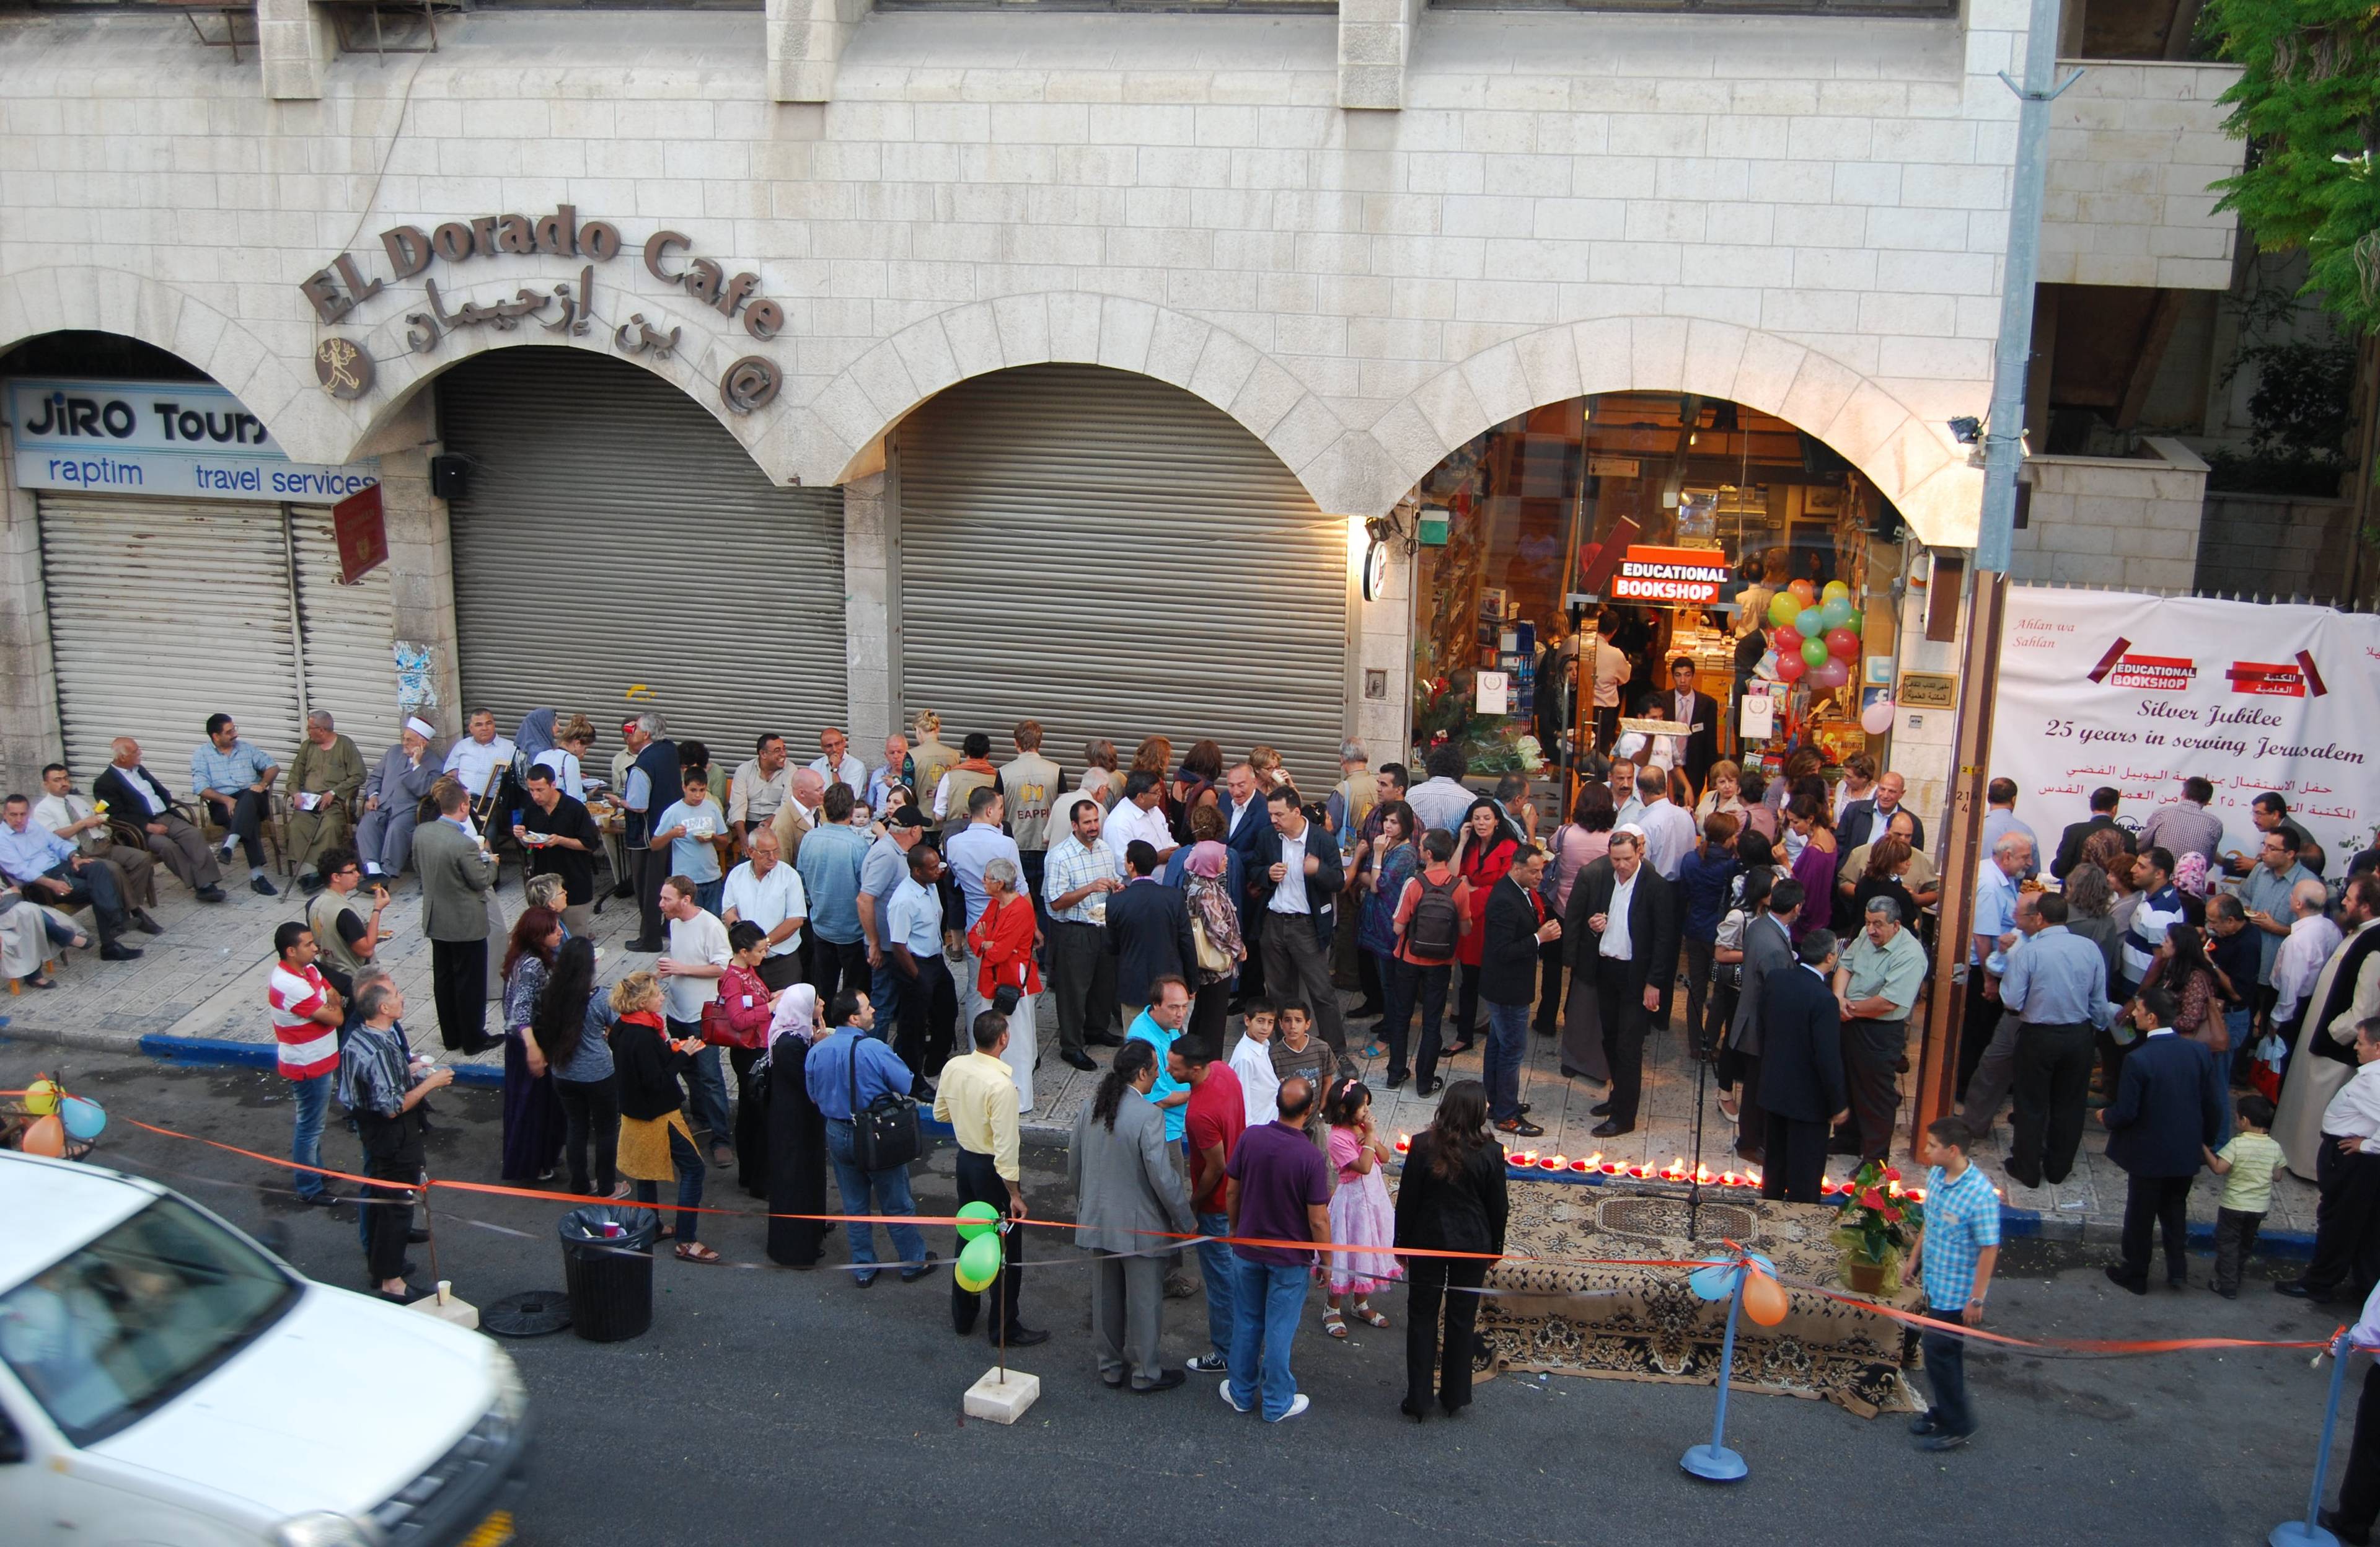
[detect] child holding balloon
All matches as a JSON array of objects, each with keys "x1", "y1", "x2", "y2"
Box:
[{"x1": 1320, "y1": 1077, "x2": 1402, "y2": 1338}]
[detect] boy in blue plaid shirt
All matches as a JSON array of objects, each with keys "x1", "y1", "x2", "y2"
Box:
[{"x1": 1906, "y1": 1115, "x2": 2000, "y2": 1451}]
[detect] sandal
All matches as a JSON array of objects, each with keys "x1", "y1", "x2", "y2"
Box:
[
  {"x1": 654, "y1": 1225, "x2": 676, "y2": 1241},
  {"x1": 1351, "y1": 1303, "x2": 1389, "y2": 1328},
  {"x1": 674, "y1": 1243, "x2": 721, "y2": 1264},
  {"x1": 1357, "y1": 1042, "x2": 1385, "y2": 1060},
  {"x1": 1323, "y1": 1310, "x2": 1348, "y2": 1339}
]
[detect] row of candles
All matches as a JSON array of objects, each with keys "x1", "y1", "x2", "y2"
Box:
[{"x1": 1388, "y1": 1134, "x2": 1932, "y2": 1203}]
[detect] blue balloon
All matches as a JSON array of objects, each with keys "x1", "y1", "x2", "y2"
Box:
[
  {"x1": 1688, "y1": 1261, "x2": 1739, "y2": 1302},
  {"x1": 58, "y1": 1095, "x2": 105, "y2": 1142}
]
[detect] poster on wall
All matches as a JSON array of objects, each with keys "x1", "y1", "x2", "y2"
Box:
[{"x1": 1994, "y1": 587, "x2": 2379, "y2": 863}]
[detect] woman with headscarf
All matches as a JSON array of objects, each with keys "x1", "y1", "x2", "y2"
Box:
[
  {"x1": 967, "y1": 858, "x2": 1041, "y2": 1114},
  {"x1": 612, "y1": 971, "x2": 720, "y2": 1263},
  {"x1": 1448, "y1": 796, "x2": 1520, "y2": 1058},
  {"x1": 1182, "y1": 838, "x2": 1245, "y2": 1045},
  {"x1": 499, "y1": 905, "x2": 565, "y2": 1184},
  {"x1": 764, "y1": 982, "x2": 828, "y2": 1268}
]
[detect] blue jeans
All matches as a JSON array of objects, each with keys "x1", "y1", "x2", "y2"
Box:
[
  {"x1": 633, "y1": 1123, "x2": 705, "y2": 1242},
  {"x1": 1921, "y1": 1324, "x2": 1972, "y2": 1434},
  {"x1": 870, "y1": 958, "x2": 902, "y2": 1039},
  {"x1": 289, "y1": 1070, "x2": 332, "y2": 1200},
  {"x1": 669, "y1": 1022, "x2": 732, "y2": 1142},
  {"x1": 1228, "y1": 1257, "x2": 1310, "y2": 1420},
  {"x1": 824, "y1": 1117, "x2": 928, "y2": 1277},
  {"x1": 1196, "y1": 1211, "x2": 1238, "y2": 1359},
  {"x1": 1483, "y1": 1000, "x2": 1532, "y2": 1121},
  {"x1": 693, "y1": 878, "x2": 725, "y2": 916}
]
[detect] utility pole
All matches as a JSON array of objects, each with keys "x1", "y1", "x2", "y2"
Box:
[{"x1": 1910, "y1": 0, "x2": 2078, "y2": 1150}]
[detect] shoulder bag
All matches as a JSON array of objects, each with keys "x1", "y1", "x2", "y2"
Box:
[{"x1": 848, "y1": 1031, "x2": 921, "y2": 1171}]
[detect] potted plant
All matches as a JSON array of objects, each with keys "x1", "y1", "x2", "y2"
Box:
[{"x1": 1831, "y1": 1158, "x2": 1923, "y2": 1295}]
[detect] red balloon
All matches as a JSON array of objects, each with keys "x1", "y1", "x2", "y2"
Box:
[
  {"x1": 1788, "y1": 579, "x2": 1816, "y2": 605},
  {"x1": 1773, "y1": 625, "x2": 1804, "y2": 654},
  {"x1": 1826, "y1": 627, "x2": 1859, "y2": 658},
  {"x1": 1775, "y1": 653, "x2": 1808, "y2": 683}
]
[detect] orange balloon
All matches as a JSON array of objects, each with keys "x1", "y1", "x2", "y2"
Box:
[
  {"x1": 1787, "y1": 579, "x2": 1817, "y2": 606},
  {"x1": 1742, "y1": 1269, "x2": 1789, "y2": 1327},
  {"x1": 20, "y1": 1114, "x2": 66, "y2": 1157}
]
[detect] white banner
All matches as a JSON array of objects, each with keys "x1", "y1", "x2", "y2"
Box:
[
  {"x1": 1996, "y1": 586, "x2": 2379, "y2": 865},
  {"x1": 5, "y1": 377, "x2": 379, "y2": 502}
]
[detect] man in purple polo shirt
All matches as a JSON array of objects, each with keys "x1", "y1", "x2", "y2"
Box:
[{"x1": 1220, "y1": 1075, "x2": 1333, "y2": 1422}]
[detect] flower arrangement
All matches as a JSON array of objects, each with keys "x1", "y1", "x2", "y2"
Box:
[{"x1": 1831, "y1": 1158, "x2": 1923, "y2": 1293}]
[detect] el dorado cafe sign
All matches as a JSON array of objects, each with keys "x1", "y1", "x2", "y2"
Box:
[
  {"x1": 1610, "y1": 546, "x2": 1730, "y2": 605},
  {"x1": 298, "y1": 205, "x2": 787, "y2": 414}
]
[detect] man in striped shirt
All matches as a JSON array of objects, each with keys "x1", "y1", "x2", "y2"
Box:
[{"x1": 270, "y1": 920, "x2": 347, "y2": 1207}]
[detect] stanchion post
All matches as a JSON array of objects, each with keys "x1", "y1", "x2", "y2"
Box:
[
  {"x1": 1681, "y1": 1267, "x2": 1750, "y2": 1482},
  {"x1": 2271, "y1": 1331, "x2": 2353, "y2": 1547}
]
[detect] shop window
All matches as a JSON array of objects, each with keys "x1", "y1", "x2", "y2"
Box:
[{"x1": 1409, "y1": 392, "x2": 1901, "y2": 790}]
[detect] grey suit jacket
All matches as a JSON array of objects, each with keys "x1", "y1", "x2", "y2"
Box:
[
  {"x1": 1729, "y1": 911, "x2": 1796, "y2": 1058},
  {"x1": 413, "y1": 816, "x2": 495, "y2": 943},
  {"x1": 1067, "y1": 1086, "x2": 1194, "y2": 1256}
]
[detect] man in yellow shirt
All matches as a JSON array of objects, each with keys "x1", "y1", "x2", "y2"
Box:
[{"x1": 935, "y1": 1011, "x2": 1046, "y2": 1348}]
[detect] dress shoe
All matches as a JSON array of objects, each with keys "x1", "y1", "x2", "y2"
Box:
[
  {"x1": 1917, "y1": 1427, "x2": 1973, "y2": 1452},
  {"x1": 994, "y1": 1326, "x2": 1051, "y2": 1349},
  {"x1": 1385, "y1": 1072, "x2": 1408, "y2": 1091},
  {"x1": 1399, "y1": 1398, "x2": 1429, "y2": 1422},
  {"x1": 1590, "y1": 1101, "x2": 1613, "y2": 1116},
  {"x1": 2102, "y1": 1264, "x2": 2148, "y2": 1295},
  {"x1": 407, "y1": 1227, "x2": 431, "y2": 1244},
  {"x1": 100, "y1": 942, "x2": 144, "y2": 962},
  {"x1": 1496, "y1": 1117, "x2": 1545, "y2": 1138},
  {"x1": 2003, "y1": 1165, "x2": 2043, "y2": 1190},
  {"x1": 1418, "y1": 1078, "x2": 1443, "y2": 1097},
  {"x1": 901, "y1": 1251, "x2": 940, "y2": 1283},
  {"x1": 250, "y1": 875, "x2": 278, "y2": 897},
  {"x1": 195, "y1": 884, "x2": 228, "y2": 902},
  {"x1": 1908, "y1": 1410, "x2": 1941, "y2": 1436},
  {"x1": 2276, "y1": 1279, "x2": 2336, "y2": 1302},
  {"x1": 1061, "y1": 1049, "x2": 1098, "y2": 1072},
  {"x1": 853, "y1": 1272, "x2": 878, "y2": 1288},
  {"x1": 1088, "y1": 1032, "x2": 1127, "y2": 1047},
  {"x1": 2322, "y1": 1509, "x2": 2374, "y2": 1546},
  {"x1": 1163, "y1": 1272, "x2": 1200, "y2": 1299},
  {"x1": 298, "y1": 872, "x2": 325, "y2": 895},
  {"x1": 131, "y1": 909, "x2": 164, "y2": 935},
  {"x1": 624, "y1": 937, "x2": 664, "y2": 954},
  {"x1": 377, "y1": 1283, "x2": 430, "y2": 1306},
  {"x1": 1517, "y1": 1103, "x2": 1531, "y2": 1115},
  {"x1": 1590, "y1": 1119, "x2": 1633, "y2": 1138},
  {"x1": 1130, "y1": 1369, "x2": 1188, "y2": 1395}
]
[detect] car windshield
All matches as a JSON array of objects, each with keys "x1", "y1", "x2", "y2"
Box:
[{"x1": 0, "y1": 1195, "x2": 296, "y2": 1447}]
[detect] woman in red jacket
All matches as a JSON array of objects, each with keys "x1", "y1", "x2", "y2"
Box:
[
  {"x1": 965, "y1": 857, "x2": 1042, "y2": 1114},
  {"x1": 1448, "y1": 798, "x2": 1520, "y2": 1059},
  {"x1": 716, "y1": 920, "x2": 778, "y2": 1195}
]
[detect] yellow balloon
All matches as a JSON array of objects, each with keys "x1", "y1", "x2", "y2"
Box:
[
  {"x1": 1742, "y1": 1269, "x2": 1789, "y2": 1327},
  {"x1": 24, "y1": 1079, "x2": 58, "y2": 1116},
  {"x1": 21, "y1": 1114, "x2": 66, "y2": 1157}
]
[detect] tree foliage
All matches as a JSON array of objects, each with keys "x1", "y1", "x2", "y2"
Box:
[{"x1": 2206, "y1": 0, "x2": 2380, "y2": 336}]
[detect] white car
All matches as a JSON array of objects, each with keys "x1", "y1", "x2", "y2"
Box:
[{"x1": 0, "y1": 1152, "x2": 529, "y2": 1547}]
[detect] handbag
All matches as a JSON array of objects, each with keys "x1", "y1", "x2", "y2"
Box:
[
  {"x1": 1192, "y1": 914, "x2": 1232, "y2": 975},
  {"x1": 847, "y1": 1030, "x2": 921, "y2": 1171},
  {"x1": 700, "y1": 969, "x2": 766, "y2": 1050}
]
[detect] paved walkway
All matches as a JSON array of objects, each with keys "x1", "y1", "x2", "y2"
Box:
[{"x1": 4, "y1": 868, "x2": 2312, "y2": 1245}]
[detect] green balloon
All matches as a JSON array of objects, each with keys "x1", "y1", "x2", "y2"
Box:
[
  {"x1": 1767, "y1": 591, "x2": 1803, "y2": 627},
  {"x1": 1800, "y1": 636, "x2": 1831, "y2": 669},
  {"x1": 956, "y1": 1201, "x2": 1001, "y2": 1241},
  {"x1": 956, "y1": 1232, "x2": 1003, "y2": 1291},
  {"x1": 1838, "y1": 607, "x2": 1863, "y2": 636}
]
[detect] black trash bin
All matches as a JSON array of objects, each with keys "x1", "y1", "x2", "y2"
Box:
[{"x1": 558, "y1": 1205, "x2": 656, "y2": 1342}]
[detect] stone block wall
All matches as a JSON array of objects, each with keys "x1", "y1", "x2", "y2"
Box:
[
  {"x1": 2007, "y1": 437, "x2": 2208, "y2": 590},
  {"x1": 2193, "y1": 492, "x2": 2359, "y2": 602},
  {"x1": 2042, "y1": 60, "x2": 2243, "y2": 291}
]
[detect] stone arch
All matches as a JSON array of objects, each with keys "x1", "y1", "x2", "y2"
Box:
[
  {"x1": 0, "y1": 266, "x2": 337, "y2": 462},
  {"x1": 802, "y1": 293, "x2": 1368, "y2": 509},
  {"x1": 1365, "y1": 317, "x2": 1982, "y2": 547}
]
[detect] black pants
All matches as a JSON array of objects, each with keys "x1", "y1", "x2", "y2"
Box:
[
  {"x1": 2308, "y1": 1137, "x2": 2380, "y2": 1296},
  {"x1": 2008, "y1": 1021, "x2": 2093, "y2": 1186},
  {"x1": 1189, "y1": 979, "x2": 1230, "y2": 1051},
  {"x1": 1841, "y1": 1018, "x2": 1908, "y2": 1163},
  {"x1": 810, "y1": 936, "x2": 868, "y2": 1006},
  {"x1": 897, "y1": 954, "x2": 958, "y2": 1085},
  {"x1": 757, "y1": 952, "x2": 805, "y2": 994},
  {"x1": 633, "y1": 845, "x2": 665, "y2": 945},
  {"x1": 1681, "y1": 937, "x2": 1717, "y2": 1056},
  {"x1": 1388, "y1": 956, "x2": 1452, "y2": 1087},
  {"x1": 355, "y1": 1110, "x2": 421, "y2": 1286},
  {"x1": 555, "y1": 1073, "x2": 620, "y2": 1196},
  {"x1": 1761, "y1": 1113, "x2": 1828, "y2": 1203},
  {"x1": 2117, "y1": 1173, "x2": 2193, "y2": 1285},
  {"x1": 1047, "y1": 920, "x2": 1114, "y2": 1058},
  {"x1": 2335, "y1": 1362, "x2": 2380, "y2": 1533},
  {"x1": 1957, "y1": 966, "x2": 1996, "y2": 1101},
  {"x1": 1454, "y1": 962, "x2": 1482, "y2": 1047},
  {"x1": 205, "y1": 789, "x2": 269, "y2": 868},
  {"x1": 2213, "y1": 1206, "x2": 2265, "y2": 1294},
  {"x1": 952, "y1": 1147, "x2": 1024, "y2": 1339},
  {"x1": 1534, "y1": 936, "x2": 1566, "y2": 1038},
  {"x1": 1593, "y1": 702, "x2": 1620, "y2": 752},
  {"x1": 1596, "y1": 975, "x2": 1651, "y2": 1129},
  {"x1": 430, "y1": 937, "x2": 488, "y2": 1052},
  {"x1": 35, "y1": 862, "x2": 125, "y2": 944},
  {"x1": 1405, "y1": 1257, "x2": 1488, "y2": 1413},
  {"x1": 1355, "y1": 946, "x2": 1385, "y2": 1016}
]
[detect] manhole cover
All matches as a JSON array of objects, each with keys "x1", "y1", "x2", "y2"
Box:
[
  {"x1": 482, "y1": 1290, "x2": 573, "y2": 1338},
  {"x1": 1597, "y1": 1195, "x2": 1757, "y2": 1241}
]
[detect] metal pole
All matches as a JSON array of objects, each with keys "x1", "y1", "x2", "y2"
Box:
[
  {"x1": 2271, "y1": 1332, "x2": 2353, "y2": 1547},
  {"x1": 1681, "y1": 1269, "x2": 1750, "y2": 1481}
]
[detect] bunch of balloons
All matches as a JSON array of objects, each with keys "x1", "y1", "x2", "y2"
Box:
[
  {"x1": 1688, "y1": 1250, "x2": 1790, "y2": 1326},
  {"x1": 1765, "y1": 578, "x2": 1861, "y2": 692},
  {"x1": 16, "y1": 1078, "x2": 105, "y2": 1158},
  {"x1": 953, "y1": 1201, "x2": 1004, "y2": 1293}
]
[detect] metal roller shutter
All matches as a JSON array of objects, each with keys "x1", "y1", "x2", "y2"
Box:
[
  {"x1": 439, "y1": 348, "x2": 846, "y2": 760},
  {"x1": 37, "y1": 493, "x2": 302, "y2": 787},
  {"x1": 897, "y1": 364, "x2": 1351, "y2": 788},
  {"x1": 289, "y1": 507, "x2": 400, "y2": 758}
]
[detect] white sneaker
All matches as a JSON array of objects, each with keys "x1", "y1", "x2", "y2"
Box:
[
  {"x1": 1218, "y1": 1379, "x2": 1251, "y2": 1414},
  {"x1": 1267, "y1": 1393, "x2": 1310, "y2": 1423}
]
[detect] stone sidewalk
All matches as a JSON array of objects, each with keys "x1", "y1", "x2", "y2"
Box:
[{"x1": 2, "y1": 868, "x2": 2314, "y2": 1246}]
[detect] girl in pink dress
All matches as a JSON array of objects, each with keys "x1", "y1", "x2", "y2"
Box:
[{"x1": 1321, "y1": 1077, "x2": 1403, "y2": 1337}]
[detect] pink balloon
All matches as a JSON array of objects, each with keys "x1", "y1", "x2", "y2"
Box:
[
  {"x1": 1775, "y1": 653, "x2": 1808, "y2": 683},
  {"x1": 1773, "y1": 625, "x2": 1804, "y2": 655},
  {"x1": 1861, "y1": 699, "x2": 1896, "y2": 735},
  {"x1": 1812, "y1": 658, "x2": 1851, "y2": 690},
  {"x1": 1826, "y1": 627, "x2": 1859, "y2": 659}
]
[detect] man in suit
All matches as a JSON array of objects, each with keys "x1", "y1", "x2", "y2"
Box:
[
  {"x1": 1107, "y1": 839, "x2": 1197, "y2": 1031},
  {"x1": 1220, "y1": 761, "x2": 1273, "y2": 1002},
  {"x1": 2051, "y1": 786, "x2": 2122, "y2": 881},
  {"x1": 2099, "y1": 986, "x2": 2224, "y2": 1292},
  {"x1": 1067, "y1": 1037, "x2": 1197, "y2": 1393},
  {"x1": 1254, "y1": 785, "x2": 1349, "y2": 1055},
  {"x1": 1565, "y1": 826, "x2": 1678, "y2": 1138},
  {"x1": 413, "y1": 781, "x2": 499, "y2": 1055},
  {"x1": 1655, "y1": 657, "x2": 1721, "y2": 797},
  {"x1": 1839, "y1": 770, "x2": 1924, "y2": 858},
  {"x1": 1726, "y1": 876, "x2": 1804, "y2": 1165},
  {"x1": 97, "y1": 736, "x2": 224, "y2": 901},
  {"x1": 1758, "y1": 929, "x2": 1851, "y2": 1203},
  {"x1": 1481, "y1": 844, "x2": 1562, "y2": 1137}
]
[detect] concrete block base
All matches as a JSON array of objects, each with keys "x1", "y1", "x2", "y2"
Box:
[
  {"x1": 407, "y1": 1281, "x2": 480, "y2": 1331},
  {"x1": 963, "y1": 1367, "x2": 1040, "y2": 1424}
]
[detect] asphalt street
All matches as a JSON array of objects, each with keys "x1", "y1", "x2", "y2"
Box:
[{"x1": 1, "y1": 1040, "x2": 2355, "y2": 1547}]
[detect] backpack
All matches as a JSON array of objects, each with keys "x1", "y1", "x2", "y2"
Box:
[{"x1": 1406, "y1": 873, "x2": 1462, "y2": 961}]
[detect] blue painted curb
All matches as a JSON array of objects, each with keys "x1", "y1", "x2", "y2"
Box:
[
  {"x1": 136, "y1": 1033, "x2": 505, "y2": 1088},
  {"x1": 1997, "y1": 1204, "x2": 2312, "y2": 1257}
]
